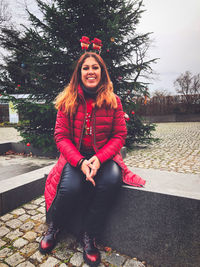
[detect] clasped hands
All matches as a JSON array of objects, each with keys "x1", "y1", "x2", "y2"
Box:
[{"x1": 80, "y1": 156, "x2": 101, "y2": 187}]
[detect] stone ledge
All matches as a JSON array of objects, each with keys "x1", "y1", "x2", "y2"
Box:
[{"x1": 0, "y1": 164, "x2": 55, "y2": 216}]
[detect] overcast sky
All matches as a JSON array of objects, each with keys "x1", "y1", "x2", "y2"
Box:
[
  {"x1": 138, "y1": 0, "x2": 200, "y2": 94},
  {"x1": 5, "y1": 0, "x2": 200, "y2": 95}
]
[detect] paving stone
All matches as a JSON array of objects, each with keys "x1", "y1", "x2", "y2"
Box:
[
  {"x1": 36, "y1": 236, "x2": 43, "y2": 243},
  {"x1": 0, "y1": 263, "x2": 9, "y2": 267},
  {"x1": 13, "y1": 238, "x2": 28, "y2": 248},
  {"x1": 20, "y1": 242, "x2": 38, "y2": 256},
  {"x1": 26, "y1": 210, "x2": 38, "y2": 216},
  {"x1": 0, "y1": 248, "x2": 13, "y2": 258},
  {"x1": 30, "y1": 251, "x2": 45, "y2": 263},
  {"x1": 70, "y1": 252, "x2": 83, "y2": 266},
  {"x1": 0, "y1": 226, "x2": 10, "y2": 237},
  {"x1": 76, "y1": 244, "x2": 83, "y2": 252},
  {"x1": 39, "y1": 256, "x2": 60, "y2": 267},
  {"x1": 5, "y1": 219, "x2": 22, "y2": 229},
  {"x1": 0, "y1": 240, "x2": 6, "y2": 247},
  {"x1": 11, "y1": 208, "x2": 25, "y2": 216},
  {"x1": 53, "y1": 247, "x2": 73, "y2": 261},
  {"x1": 123, "y1": 259, "x2": 145, "y2": 267},
  {"x1": 0, "y1": 214, "x2": 13, "y2": 222},
  {"x1": 31, "y1": 197, "x2": 44, "y2": 205},
  {"x1": 40, "y1": 216, "x2": 46, "y2": 223},
  {"x1": 23, "y1": 204, "x2": 38, "y2": 210},
  {"x1": 6, "y1": 229, "x2": 23, "y2": 240},
  {"x1": 19, "y1": 221, "x2": 35, "y2": 231},
  {"x1": 104, "y1": 252, "x2": 126, "y2": 266},
  {"x1": 37, "y1": 207, "x2": 45, "y2": 213},
  {"x1": 18, "y1": 214, "x2": 30, "y2": 222},
  {"x1": 31, "y1": 213, "x2": 44, "y2": 221},
  {"x1": 23, "y1": 231, "x2": 37, "y2": 241},
  {"x1": 16, "y1": 261, "x2": 35, "y2": 267},
  {"x1": 34, "y1": 224, "x2": 48, "y2": 234},
  {"x1": 5, "y1": 252, "x2": 25, "y2": 266}
]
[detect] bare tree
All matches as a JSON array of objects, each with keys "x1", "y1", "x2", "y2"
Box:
[
  {"x1": 150, "y1": 89, "x2": 171, "y2": 104},
  {"x1": 174, "y1": 71, "x2": 200, "y2": 104}
]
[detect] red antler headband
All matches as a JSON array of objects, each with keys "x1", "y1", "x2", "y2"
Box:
[{"x1": 80, "y1": 36, "x2": 103, "y2": 54}]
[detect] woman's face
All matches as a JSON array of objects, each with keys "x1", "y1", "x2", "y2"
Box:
[{"x1": 81, "y1": 57, "x2": 101, "y2": 90}]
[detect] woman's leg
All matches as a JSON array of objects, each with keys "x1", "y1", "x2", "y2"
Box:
[
  {"x1": 81, "y1": 160, "x2": 122, "y2": 266},
  {"x1": 51, "y1": 163, "x2": 85, "y2": 228},
  {"x1": 83, "y1": 160, "x2": 122, "y2": 237},
  {"x1": 40, "y1": 163, "x2": 84, "y2": 254}
]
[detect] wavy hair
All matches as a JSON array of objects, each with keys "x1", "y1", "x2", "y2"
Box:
[{"x1": 55, "y1": 52, "x2": 117, "y2": 115}]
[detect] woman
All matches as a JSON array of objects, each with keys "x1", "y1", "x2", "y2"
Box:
[{"x1": 39, "y1": 52, "x2": 145, "y2": 266}]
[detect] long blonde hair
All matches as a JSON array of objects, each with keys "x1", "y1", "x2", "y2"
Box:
[{"x1": 55, "y1": 52, "x2": 117, "y2": 115}]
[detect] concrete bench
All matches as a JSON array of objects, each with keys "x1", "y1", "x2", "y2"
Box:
[{"x1": 0, "y1": 161, "x2": 199, "y2": 266}]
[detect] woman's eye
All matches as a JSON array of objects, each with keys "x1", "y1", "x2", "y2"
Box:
[
  {"x1": 93, "y1": 66, "x2": 99, "y2": 70},
  {"x1": 83, "y1": 67, "x2": 88, "y2": 70}
]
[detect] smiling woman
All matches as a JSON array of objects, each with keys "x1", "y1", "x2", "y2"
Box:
[{"x1": 39, "y1": 51, "x2": 145, "y2": 267}]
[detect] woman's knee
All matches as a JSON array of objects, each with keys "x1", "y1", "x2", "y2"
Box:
[
  {"x1": 97, "y1": 160, "x2": 122, "y2": 188},
  {"x1": 59, "y1": 163, "x2": 83, "y2": 195}
]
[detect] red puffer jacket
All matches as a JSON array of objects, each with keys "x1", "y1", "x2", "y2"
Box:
[{"x1": 44, "y1": 85, "x2": 146, "y2": 212}]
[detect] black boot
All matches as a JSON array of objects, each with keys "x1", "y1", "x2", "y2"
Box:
[
  {"x1": 39, "y1": 222, "x2": 59, "y2": 254},
  {"x1": 82, "y1": 232, "x2": 101, "y2": 267}
]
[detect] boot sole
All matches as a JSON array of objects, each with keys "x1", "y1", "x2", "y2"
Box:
[
  {"x1": 83, "y1": 251, "x2": 101, "y2": 267},
  {"x1": 39, "y1": 242, "x2": 55, "y2": 254}
]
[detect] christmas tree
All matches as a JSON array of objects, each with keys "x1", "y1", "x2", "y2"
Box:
[{"x1": 0, "y1": 0, "x2": 157, "y2": 152}]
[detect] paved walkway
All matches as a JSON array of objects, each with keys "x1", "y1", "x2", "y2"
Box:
[
  {"x1": 124, "y1": 122, "x2": 200, "y2": 174},
  {"x1": 0, "y1": 196, "x2": 146, "y2": 267}
]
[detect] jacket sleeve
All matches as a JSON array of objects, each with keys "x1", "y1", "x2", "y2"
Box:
[
  {"x1": 95, "y1": 96, "x2": 127, "y2": 164},
  {"x1": 54, "y1": 109, "x2": 84, "y2": 167}
]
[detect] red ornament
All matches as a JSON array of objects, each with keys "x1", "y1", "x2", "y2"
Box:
[
  {"x1": 80, "y1": 36, "x2": 91, "y2": 50},
  {"x1": 107, "y1": 49, "x2": 110, "y2": 52},
  {"x1": 26, "y1": 143, "x2": 31, "y2": 147},
  {"x1": 17, "y1": 84, "x2": 21, "y2": 87},
  {"x1": 91, "y1": 38, "x2": 103, "y2": 51},
  {"x1": 131, "y1": 111, "x2": 135, "y2": 115}
]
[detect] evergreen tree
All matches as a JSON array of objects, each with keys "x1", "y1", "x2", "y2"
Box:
[{"x1": 0, "y1": 0, "x2": 157, "y2": 152}]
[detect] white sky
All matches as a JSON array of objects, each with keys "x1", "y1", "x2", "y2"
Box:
[
  {"x1": 4, "y1": 0, "x2": 200, "y2": 95},
  {"x1": 138, "y1": 0, "x2": 200, "y2": 94}
]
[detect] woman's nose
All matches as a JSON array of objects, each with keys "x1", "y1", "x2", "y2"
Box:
[{"x1": 88, "y1": 67, "x2": 94, "y2": 73}]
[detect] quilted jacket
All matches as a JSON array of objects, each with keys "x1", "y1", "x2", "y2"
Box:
[{"x1": 44, "y1": 85, "x2": 146, "y2": 212}]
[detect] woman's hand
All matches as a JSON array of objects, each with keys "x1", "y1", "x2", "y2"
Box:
[
  {"x1": 81, "y1": 159, "x2": 96, "y2": 187},
  {"x1": 88, "y1": 156, "x2": 101, "y2": 179}
]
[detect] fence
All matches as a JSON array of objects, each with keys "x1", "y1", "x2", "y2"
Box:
[{"x1": 137, "y1": 94, "x2": 200, "y2": 116}]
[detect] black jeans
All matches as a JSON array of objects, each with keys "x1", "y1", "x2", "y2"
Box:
[{"x1": 51, "y1": 160, "x2": 122, "y2": 237}]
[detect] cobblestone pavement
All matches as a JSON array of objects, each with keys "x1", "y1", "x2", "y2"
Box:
[
  {"x1": 0, "y1": 196, "x2": 146, "y2": 267},
  {"x1": 124, "y1": 122, "x2": 200, "y2": 174}
]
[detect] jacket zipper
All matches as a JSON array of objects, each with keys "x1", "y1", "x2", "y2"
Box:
[
  {"x1": 92, "y1": 107, "x2": 98, "y2": 153},
  {"x1": 78, "y1": 93, "x2": 87, "y2": 151}
]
